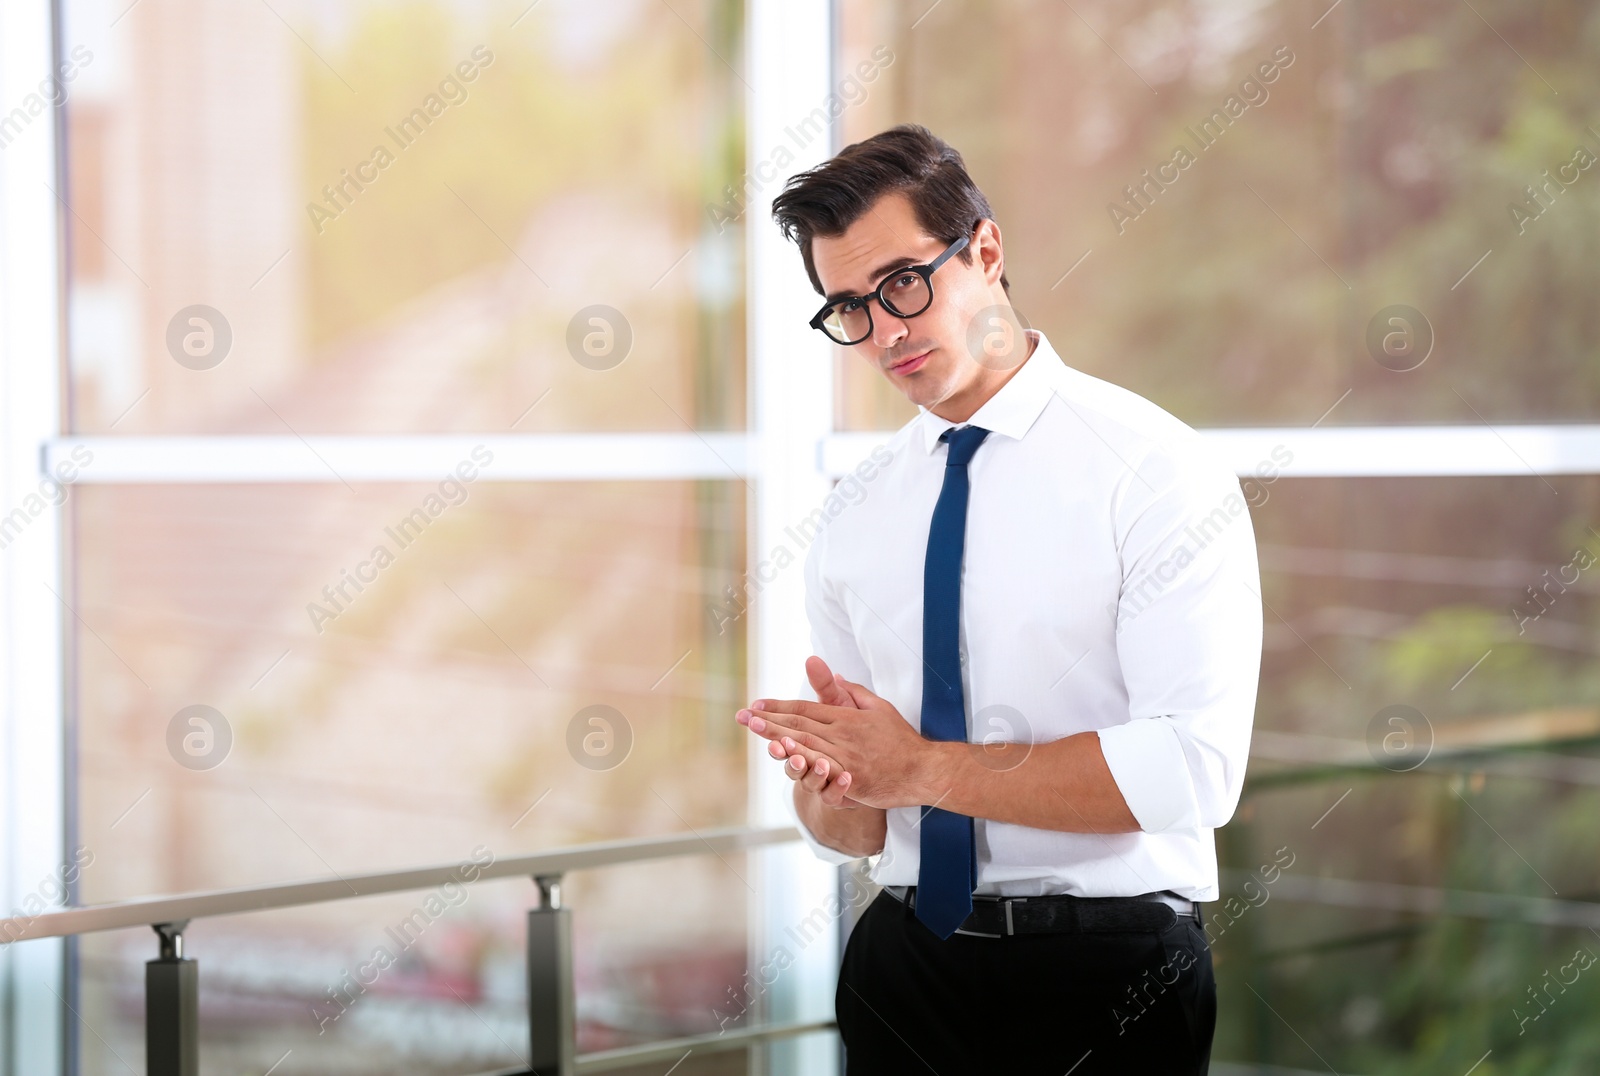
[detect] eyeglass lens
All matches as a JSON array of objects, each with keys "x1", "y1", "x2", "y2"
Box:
[{"x1": 821, "y1": 271, "x2": 931, "y2": 343}]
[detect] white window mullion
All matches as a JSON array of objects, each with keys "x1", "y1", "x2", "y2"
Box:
[
  {"x1": 746, "y1": 2, "x2": 839, "y2": 1074},
  {"x1": 45, "y1": 433, "x2": 752, "y2": 483},
  {"x1": 0, "y1": 0, "x2": 67, "y2": 1070},
  {"x1": 48, "y1": 424, "x2": 1600, "y2": 487},
  {"x1": 825, "y1": 425, "x2": 1600, "y2": 479}
]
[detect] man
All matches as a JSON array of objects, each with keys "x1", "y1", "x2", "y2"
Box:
[{"x1": 735, "y1": 124, "x2": 1262, "y2": 1074}]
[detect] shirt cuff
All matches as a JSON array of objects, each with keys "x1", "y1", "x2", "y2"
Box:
[
  {"x1": 1096, "y1": 719, "x2": 1203, "y2": 833},
  {"x1": 788, "y1": 788, "x2": 862, "y2": 866}
]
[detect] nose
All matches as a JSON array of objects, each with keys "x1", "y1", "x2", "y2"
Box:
[{"x1": 870, "y1": 302, "x2": 909, "y2": 352}]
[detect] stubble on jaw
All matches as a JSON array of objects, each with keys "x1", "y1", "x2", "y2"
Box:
[{"x1": 887, "y1": 346, "x2": 994, "y2": 419}]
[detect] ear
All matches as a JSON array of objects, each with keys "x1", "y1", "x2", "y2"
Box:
[{"x1": 973, "y1": 218, "x2": 1005, "y2": 287}]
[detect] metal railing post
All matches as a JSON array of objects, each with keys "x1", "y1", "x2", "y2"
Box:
[
  {"x1": 146, "y1": 920, "x2": 198, "y2": 1076},
  {"x1": 528, "y1": 874, "x2": 575, "y2": 1076}
]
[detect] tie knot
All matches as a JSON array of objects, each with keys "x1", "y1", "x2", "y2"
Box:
[{"x1": 939, "y1": 424, "x2": 991, "y2": 467}]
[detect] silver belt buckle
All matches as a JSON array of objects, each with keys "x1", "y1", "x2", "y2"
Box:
[
  {"x1": 893, "y1": 887, "x2": 1010, "y2": 937},
  {"x1": 953, "y1": 895, "x2": 1016, "y2": 938}
]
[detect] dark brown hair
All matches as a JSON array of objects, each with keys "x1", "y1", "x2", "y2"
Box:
[{"x1": 771, "y1": 124, "x2": 1009, "y2": 299}]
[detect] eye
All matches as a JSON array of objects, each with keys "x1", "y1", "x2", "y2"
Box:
[{"x1": 838, "y1": 299, "x2": 864, "y2": 314}]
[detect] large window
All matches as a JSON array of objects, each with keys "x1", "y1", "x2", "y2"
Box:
[
  {"x1": 39, "y1": 1, "x2": 815, "y2": 1073},
  {"x1": 65, "y1": 0, "x2": 746, "y2": 436},
  {"x1": 836, "y1": 0, "x2": 1600, "y2": 430},
  {"x1": 834, "y1": 0, "x2": 1600, "y2": 1070}
]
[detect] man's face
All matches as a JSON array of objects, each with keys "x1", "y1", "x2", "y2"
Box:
[{"x1": 810, "y1": 190, "x2": 1014, "y2": 419}]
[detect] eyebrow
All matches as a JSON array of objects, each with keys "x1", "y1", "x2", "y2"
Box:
[{"x1": 823, "y1": 254, "x2": 919, "y2": 304}]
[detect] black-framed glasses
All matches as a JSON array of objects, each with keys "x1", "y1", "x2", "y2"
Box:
[{"x1": 808, "y1": 234, "x2": 971, "y2": 346}]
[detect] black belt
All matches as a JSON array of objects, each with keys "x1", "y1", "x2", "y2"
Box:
[{"x1": 882, "y1": 885, "x2": 1200, "y2": 938}]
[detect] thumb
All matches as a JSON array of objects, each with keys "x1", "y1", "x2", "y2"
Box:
[
  {"x1": 805, "y1": 655, "x2": 859, "y2": 709},
  {"x1": 835, "y1": 676, "x2": 884, "y2": 711}
]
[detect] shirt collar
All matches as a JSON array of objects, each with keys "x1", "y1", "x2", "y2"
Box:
[{"x1": 917, "y1": 328, "x2": 1062, "y2": 454}]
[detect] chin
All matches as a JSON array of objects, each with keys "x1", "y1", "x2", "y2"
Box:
[{"x1": 899, "y1": 376, "x2": 946, "y2": 409}]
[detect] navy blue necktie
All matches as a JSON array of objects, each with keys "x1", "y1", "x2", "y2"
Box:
[{"x1": 916, "y1": 423, "x2": 991, "y2": 939}]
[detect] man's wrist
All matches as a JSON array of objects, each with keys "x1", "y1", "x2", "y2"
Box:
[
  {"x1": 906, "y1": 738, "x2": 956, "y2": 808},
  {"x1": 793, "y1": 781, "x2": 885, "y2": 857}
]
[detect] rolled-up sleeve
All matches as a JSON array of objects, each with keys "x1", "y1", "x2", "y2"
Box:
[
  {"x1": 1095, "y1": 437, "x2": 1263, "y2": 833},
  {"x1": 789, "y1": 521, "x2": 870, "y2": 865}
]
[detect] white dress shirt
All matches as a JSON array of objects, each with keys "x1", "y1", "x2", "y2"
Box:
[{"x1": 791, "y1": 329, "x2": 1262, "y2": 901}]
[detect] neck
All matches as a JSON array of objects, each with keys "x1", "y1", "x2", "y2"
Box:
[{"x1": 927, "y1": 330, "x2": 1039, "y2": 424}]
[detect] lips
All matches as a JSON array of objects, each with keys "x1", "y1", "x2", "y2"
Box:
[{"x1": 889, "y1": 349, "x2": 931, "y2": 375}]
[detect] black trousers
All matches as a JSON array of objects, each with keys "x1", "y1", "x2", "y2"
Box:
[{"x1": 836, "y1": 890, "x2": 1215, "y2": 1075}]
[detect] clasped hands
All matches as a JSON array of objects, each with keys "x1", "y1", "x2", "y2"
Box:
[{"x1": 735, "y1": 654, "x2": 938, "y2": 810}]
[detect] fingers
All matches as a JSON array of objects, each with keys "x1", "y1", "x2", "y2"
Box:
[
  {"x1": 737, "y1": 707, "x2": 817, "y2": 746},
  {"x1": 783, "y1": 750, "x2": 811, "y2": 781},
  {"x1": 798, "y1": 747, "x2": 835, "y2": 794},
  {"x1": 738, "y1": 698, "x2": 856, "y2": 806},
  {"x1": 772, "y1": 734, "x2": 826, "y2": 779},
  {"x1": 771, "y1": 736, "x2": 854, "y2": 806},
  {"x1": 817, "y1": 768, "x2": 857, "y2": 808}
]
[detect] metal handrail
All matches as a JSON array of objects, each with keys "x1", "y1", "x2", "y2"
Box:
[
  {"x1": 464, "y1": 1017, "x2": 842, "y2": 1076},
  {"x1": 1, "y1": 824, "x2": 802, "y2": 943},
  {"x1": 1241, "y1": 725, "x2": 1600, "y2": 793},
  {"x1": 9, "y1": 824, "x2": 824, "y2": 1076},
  {"x1": 1219, "y1": 869, "x2": 1600, "y2": 930},
  {"x1": 19, "y1": 733, "x2": 1597, "y2": 1073}
]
